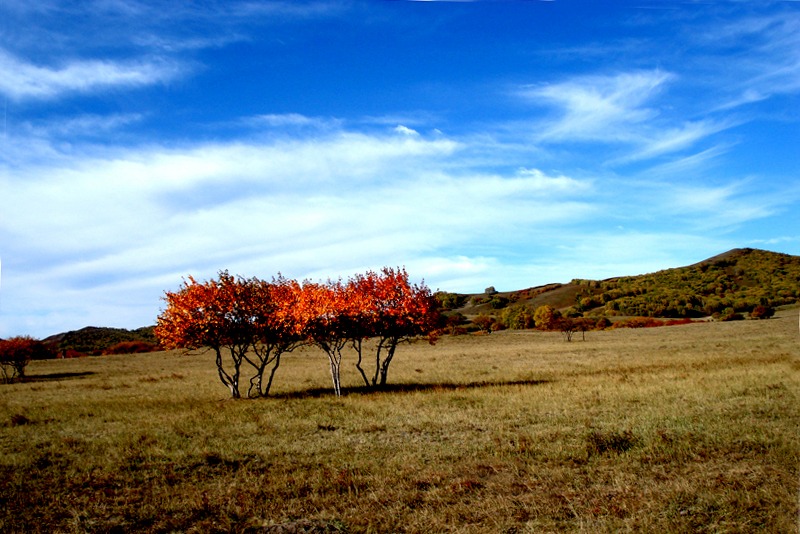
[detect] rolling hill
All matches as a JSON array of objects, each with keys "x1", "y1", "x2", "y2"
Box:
[
  {"x1": 440, "y1": 247, "x2": 800, "y2": 323},
  {"x1": 42, "y1": 326, "x2": 159, "y2": 357},
  {"x1": 35, "y1": 247, "x2": 800, "y2": 353}
]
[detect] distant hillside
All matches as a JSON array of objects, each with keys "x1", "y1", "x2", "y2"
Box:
[
  {"x1": 39, "y1": 248, "x2": 799, "y2": 350},
  {"x1": 439, "y1": 248, "x2": 800, "y2": 322},
  {"x1": 43, "y1": 326, "x2": 158, "y2": 357}
]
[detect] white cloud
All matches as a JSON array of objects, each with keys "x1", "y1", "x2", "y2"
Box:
[
  {"x1": 18, "y1": 113, "x2": 144, "y2": 139},
  {"x1": 394, "y1": 125, "x2": 420, "y2": 136},
  {"x1": 666, "y1": 182, "x2": 777, "y2": 229},
  {"x1": 0, "y1": 127, "x2": 602, "y2": 336},
  {"x1": 247, "y1": 113, "x2": 339, "y2": 129},
  {"x1": 0, "y1": 49, "x2": 183, "y2": 101},
  {"x1": 643, "y1": 145, "x2": 730, "y2": 178},
  {"x1": 619, "y1": 120, "x2": 732, "y2": 162},
  {"x1": 522, "y1": 70, "x2": 674, "y2": 143},
  {"x1": 693, "y1": 12, "x2": 800, "y2": 108}
]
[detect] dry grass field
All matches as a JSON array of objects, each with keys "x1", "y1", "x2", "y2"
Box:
[{"x1": 1, "y1": 310, "x2": 799, "y2": 533}]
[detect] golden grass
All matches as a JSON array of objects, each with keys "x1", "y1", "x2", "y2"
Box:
[{"x1": 1, "y1": 311, "x2": 799, "y2": 532}]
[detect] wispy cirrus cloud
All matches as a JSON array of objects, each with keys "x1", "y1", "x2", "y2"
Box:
[
  {"x1": 616, "y1": 119, "x2": 733, "y2": 163},
  {"x1": 521, "y1": 70, "x2": 674, "y2": 143},
  {"x1": 0, "y1": 49, "x2": 184, "y2": 101},
  {"x1": 695, "y1": 11, "x2": 800, "y2": 109},
  {"x1": 614, "y1": 174, "x2": 797, "y2": 235},
  {"x1": 15, "y1": 113, "x2": 144, "y2": 140},
  {"x1": 518, "y1": 69, "x2": 740, "y2": 164}
]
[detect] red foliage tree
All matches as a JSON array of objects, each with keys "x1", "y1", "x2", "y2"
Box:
[
  {"x1": 293, "y1": 268, "x2": 440, "y2": 395},
  {"x1": 157, "y1": 268, "x2": 439, "y2": 398},
  {"x1": 155, "y1": 271, "x2": 257, "y2": 398},
  {"x1": 245, "y1": 275, "x2": 307, "y2": 397},
  {"x1": 357, "y1": 268, "x2": 439, "y2": 388},
  {"x1": 297, "y1": 279, "x2": 351, "y2": 397},
  {"x1": 0, "y1": 336, "x2": 52, "y2": 383}
]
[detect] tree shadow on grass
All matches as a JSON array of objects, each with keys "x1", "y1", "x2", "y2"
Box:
[
  {"x1": 270, "y1": 378, "x2": 551, "y2": 400},
  {"x1": 22, "y1": 371, "x2": 95, "y2": 383}
]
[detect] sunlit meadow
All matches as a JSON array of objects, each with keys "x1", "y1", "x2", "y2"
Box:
[{"x1": 1, "y1": 310, "x2": 798, "y2": 532}]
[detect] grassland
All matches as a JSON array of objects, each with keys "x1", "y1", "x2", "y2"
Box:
[{"x1": 1, "y1": 310, "x2": 799, "y2": 533}]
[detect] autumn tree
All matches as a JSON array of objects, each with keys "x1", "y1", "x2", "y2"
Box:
[
  {"x1": 534, "y1": 304, "x2": 560, "y2": 330},
  {"x1": 156, "y1": 271, "x2": 257, "y2": 399},
  {"x1": 157, "y1": 268, "x2": 439, "y2": 398},
  {"x1": 501, "y1": 304, "x2": 534, "y2": 330},
  {"x1": 244, "y1": 275, "x2": 308, "y2": 397},
  {"x1": 0, "y1": 336, "x2": 51, "y2": 383},
  {"x1": 361, "y1": 268, "x2": 439, "y2": 388},
  {"x1": 573, "y1": 317, "x2": 595, "y2": 341},
  {"x1": 555, "y1": 317, "x2": 576, "y2": 342},
  {"x1": 299, "y1": 269, "x2": 439, "y2": 395},
  {"x1": 298, "y1": 280, "x2": 351, "y2": 397},
  {"x1": 472, "y1": 314, "x2": 494, "y2": 334},
  {"x1": 444, "y1": 313, "x2": 467, "y2": 335}
]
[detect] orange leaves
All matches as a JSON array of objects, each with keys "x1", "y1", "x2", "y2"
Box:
[
  {"x1": 295, "y1": 267, "x2": 440, "y2": 345},
  {"x1": 155, "y1": 267, "x2": 440, "y2": 397}
]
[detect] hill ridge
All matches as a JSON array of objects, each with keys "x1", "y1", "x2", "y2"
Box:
[
  {"x1": 439, "y1": 247, "x2": 800, "y2": 321},
  {"x1": 37, "y1": 247, "x2": 800, "y2": 351}
]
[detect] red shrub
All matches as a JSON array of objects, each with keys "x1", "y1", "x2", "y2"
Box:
[{"x1": 611, "y1": 317, "x2": 661, "y2": 329}]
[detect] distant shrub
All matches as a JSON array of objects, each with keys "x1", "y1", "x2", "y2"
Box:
[
  {"x1": 435, "y1": 292, "x2": 466, "y2": 310},
  {"x1": 595, "y1": 317, "x2": 612, "y2": 330},
  {"x1": 491, "y1": 321, "x2": 506, "y2": 332},
  {"x1": 444, "y1": 313, "x2": 468, "y2": 336},
  {"x1": 0, "y1": 337, "x2": 53, "y2": 383},
  {"x1": 489, "y1": 296, "x2": 509, "y2": 309},
  {"x1": 749, "y1": 305, "x2": 775, "y2": 320},
  {"x1": 611, "y1": 317, "x2": 661, "y2": 329},
  {"x1": 611, "y1": 317, "x2": 695, "y2": 329},
  {"x1": 663, "y1": 318, "x2": 696, "y2": 326},
  {"x1": 719, "y1": 308, "x2": 744, "y2": 322},
  {"x1": 472, "y1": 314, "x2": 495, "y2": 334},
  {"x1": 103, "y1": 341, "x2": 161, "y2": 355}
]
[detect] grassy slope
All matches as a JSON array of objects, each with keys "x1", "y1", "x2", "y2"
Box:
[
  {"x1": 1, "y1": 310, "x2": 798, "y2": 532},
  {"x1": 450, "y1": 248, "x2": 800, "y2": 319}
]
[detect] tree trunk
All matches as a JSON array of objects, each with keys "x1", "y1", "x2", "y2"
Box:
[
  {"x1": 215, "y1": 347, "x2": 241, "y2": 399},
  {"x1": 264, "y1": 353, "x2": 281, "y2": 397},
  {"x1": 329, "y1": 355, "x2": 341, "y2": 397},
  {"x1": 372, "y1": 339, "x2": 383, "y2": 387},
  {"x1": 378, "y1": 339, "x2": 398, "y2": 387},
  {"x1": 352, "y1": 338, "x2": 370, "y2": 387}
]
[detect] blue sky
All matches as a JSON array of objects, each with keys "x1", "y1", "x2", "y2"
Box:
[{"x1": 1, "y1": 1, "x2": 799, "y2": 338}]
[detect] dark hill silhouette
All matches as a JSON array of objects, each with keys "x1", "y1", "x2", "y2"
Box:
[{"x1": 43, "y1": 326, "x2": 158, "y2": 357}]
